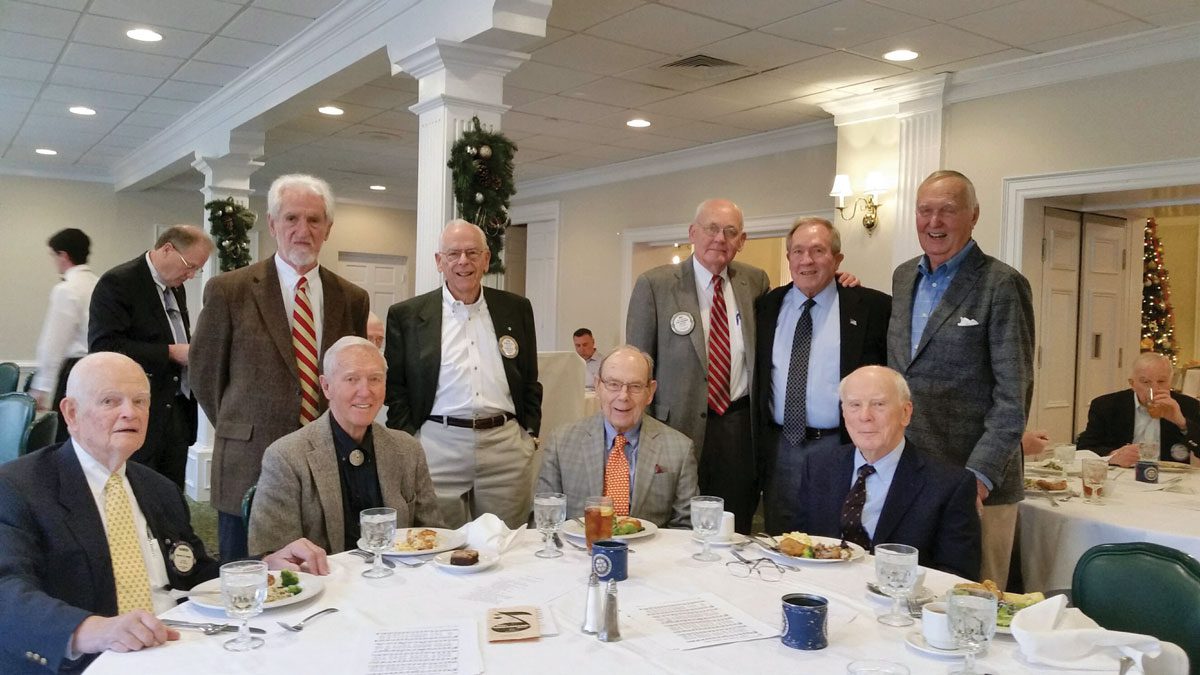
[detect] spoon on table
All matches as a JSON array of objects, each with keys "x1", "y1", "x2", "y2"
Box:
[{"x1": 278, "y1": 607, "x2": 339, "y2": 632}]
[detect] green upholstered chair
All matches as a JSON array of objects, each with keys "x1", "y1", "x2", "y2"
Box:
[
  {"x1": 0, "y1": 392, "x2": 36, "y2": 464},
  {"x1": 23, "y1": 412, "x2": 59, "y2": 455},
  {"x1": 1073, "y1": 542, "x2": 1200, "y2": 674},
  {"x1": 21, "y1": 368, "x2": 35, "y2": 392},
  {"x1": 0, "y1": 362, "x2": 19, "y2": 395},
  {"x1": 242, "y1": 484, "x2": 257, "y2": 531}
]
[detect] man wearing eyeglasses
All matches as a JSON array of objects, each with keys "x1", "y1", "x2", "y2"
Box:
[
  {"x1": 384, "y1": 220, "x2": 542, "y2": 529},
  {"x1": 89, "y1": 225, "x2": 213, "y2": 489},
  {"x1": 537, "y1": 345, "x2": 698, "y2": 528}
]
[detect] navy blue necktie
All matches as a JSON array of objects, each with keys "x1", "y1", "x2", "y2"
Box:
[
  {"x1": 782, "y1": 298, "x2": 816, "y2": 446},
  {"x1": 840, "y1": 463, "x2": 876, "y2": 550}
]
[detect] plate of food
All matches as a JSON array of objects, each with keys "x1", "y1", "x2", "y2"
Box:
[
  {"x1": 1024, "y1": 477, "x2": 1071, "y2": 495},
  {"x1": 432, "y1": 549, "x2": 498, "y2": 574},
  {"x1": 384, "y1": 527, "x2": 467, "y2": 557},
  {"x1": 1158, "y1": 460, "x2": 1195, "y2": 473},
  {"x1": 187, "y1": 570, "x2": 324, "y2": 611},
  {"x1": 757, "y1": 532, "x2": 864, "y2": 564},
  {"x1": 952, "y1": 580, "x2": 1045, "y2": 633},
  {"x1": 562, "y1": 516, "x2": 659, "y2": 541},
  {"x1": 1025, "y1": 458, "x2": 1068, "y2": 475}
]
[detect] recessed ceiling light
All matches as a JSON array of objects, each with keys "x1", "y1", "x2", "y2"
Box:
[
  {"x1": 369, "y1": 185, "x2": 386, "y2": 191},
  {"x1": 69, "y1": 106, "x2": 96, "y2": 116},
  {"x1": 126, "y1": 28, "x2": 163, "y2": 42},
  {"x1": 884, "y1": 49, "x2": 919, "y2": 62},
  {"x1": 626, "y1": 118, "x2": 651, "y2": 128},
  {"x1": 318, "y1": 105, "x2": 344, "y2": 116},
  {"x1": 35, "y1": 148, "x2": 58, "y2": 156}
]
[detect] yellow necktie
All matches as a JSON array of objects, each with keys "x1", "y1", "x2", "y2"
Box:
[{"x1": 104, "y1": 473, "x2": 154, "y2": 614}]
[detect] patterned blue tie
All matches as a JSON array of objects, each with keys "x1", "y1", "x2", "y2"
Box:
[{"x1": 783, "y1": 298, "x2": 816, "y2": 446}]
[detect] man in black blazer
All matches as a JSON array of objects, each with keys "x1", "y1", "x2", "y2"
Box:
[
  {"x1": 1077, "y1": 351, "x2": 1200, "y2": 466},
  {"x1": 754, "y1": 217, "x2": 890, "y2": 533},
  {"x1": 0, "y1": 353, "x2": 327, "y2": 673},
  {"x1": 791, "y1": 365, "x2": 981, "y2": 580},
  {"x1": 385, "y1": 220, "x2": 542, "y2": 528},
  {"x1": 89, "y1": 225, "x2": 213, "y2": 488}
]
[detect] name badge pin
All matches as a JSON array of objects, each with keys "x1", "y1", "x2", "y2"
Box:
[
  {"x1": 670, "y1": 312, "x2": 695, "y2": 336},
  {"x1": 499, "y1": 335, "x2": 519, "y2": 359},
  {"x1": 349, "y1": 448, "x2": 366, "y2": 467}
]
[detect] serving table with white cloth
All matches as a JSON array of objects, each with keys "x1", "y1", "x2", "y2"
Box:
[
  {"x1": 1020, "y1": 466, "x2": 1200, "y2": 592},
  {"x1": 90, "y1": 529, "x2": 1106, "y2": 674}
]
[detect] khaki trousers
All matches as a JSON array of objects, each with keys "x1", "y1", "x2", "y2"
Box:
[{"x1": 980, "y1": 502, "x2": 1019, "y2": 588}]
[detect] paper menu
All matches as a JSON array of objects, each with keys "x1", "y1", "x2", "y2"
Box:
[
  {"x1": 362, "y1": 619, "x2": 482, "y2": 675},
  {"x1": 628, "y1": 593, "x2": 779, "y2": 651}
]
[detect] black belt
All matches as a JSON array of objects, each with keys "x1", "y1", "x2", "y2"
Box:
[
  {"x1": 804, "y1": 427, "x2": 839, "y2": 441},
  {"x1": 427, "y1": 413, "x2": 515, "y2": 430},
  {"x1": 708, "y1": 396, "x2": 750, "y2": 416}
]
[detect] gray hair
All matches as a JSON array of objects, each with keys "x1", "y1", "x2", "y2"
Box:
[
  {"x1": 440, "y1": 219, "x2": 487, "y2": 250},
  {"x1": 787, "y1": 216, "x2": 842, "y2": 255},
  {"x1": 154, "y1": 224, "x2": 212, "y2": 253},
  {"x1": 268, "y1": 174, "x2": 335, "y2": 221},
  {"x1": 837, "y1": 365, "x2": 911, "y2": 404},
  {"x1": 693, "y1": 198, "x2": 744, "y2": 227},
  {"x1": 598, "y1": 344, "x2": 655, "y2": 382},
  {"x1": 322, "y1": 336, "x2": 385, "y2": 375},
  {"x1": 1131, "y1": 351, "x2": 1172, "y2": 376},
  {"x1": 919, "y1": 170, "x2": 977, "y2": 210}
]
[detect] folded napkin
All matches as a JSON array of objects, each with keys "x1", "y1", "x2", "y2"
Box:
[
  {"x1": 1010, "y1": 595, "x2": 1160, "y2": 671},
  {"x1": 455, "y1": 513, "x2": 525, "y2": 556}
]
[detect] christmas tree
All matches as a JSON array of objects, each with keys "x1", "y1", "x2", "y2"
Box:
[{"x1": 1141, "y1": 217, "x2": 1177, "y2": 361}]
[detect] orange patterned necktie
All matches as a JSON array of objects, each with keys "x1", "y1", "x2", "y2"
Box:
[
  {"x1": 603, "y1": 433, "x2": 631, "y2": 516},
  {"x1": 104, "y1": 473, "x2": 154, "y2": 614},
  {"x1": 292, "y1": 277, "x2": 319, "y2": 424}
]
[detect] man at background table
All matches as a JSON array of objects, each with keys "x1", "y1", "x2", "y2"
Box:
[
  {"x1": 538, "y1": 345, "x2": 698, "y2": 528},
  {"x1": 1077, "y1": 351, "x2": 1200, "y2": 467},
  {"x1": 573, "y1": 327, "x2": 603, "y2": 392}
]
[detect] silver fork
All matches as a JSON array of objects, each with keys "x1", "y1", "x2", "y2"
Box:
[
  {"x1": 277, "y1": 607, "x2": 339, "y2": 632},
  {"x1": 349, "y1": 549, "x2": 395, "y2": 568},
  {"x1": 161, "y1": 619, "x2": 227, "y2": 635},
  {"x1": 393, "y1": 556, "x2": 433, "y2": 567},
  {"x1": 1038, "y1": 489, "x2": 1060, "y2": 507}
]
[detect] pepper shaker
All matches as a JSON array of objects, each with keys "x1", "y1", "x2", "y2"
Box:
[{"x1": 598, "y1": 578, "x2": 621, "y2": 642}]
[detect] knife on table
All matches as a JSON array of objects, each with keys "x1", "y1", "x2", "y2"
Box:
[{"x1": 163, "y1": 619, "x2": 266, "y2": 634}]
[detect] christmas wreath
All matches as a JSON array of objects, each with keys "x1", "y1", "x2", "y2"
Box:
[
  {"x1": 204, "y1": 198, "x2": 256, "y2": 272},
  {"x1": 447, "y1": 116, "x2": 517, "y2": 274}
]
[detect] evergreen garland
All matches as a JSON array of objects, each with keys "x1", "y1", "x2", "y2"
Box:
[
  {"x1": 204, "y1": 198, "x2": 256, "y2": 272},
  {"x1": 447, "y1": 116, "x2": 517, "y2": 274}
]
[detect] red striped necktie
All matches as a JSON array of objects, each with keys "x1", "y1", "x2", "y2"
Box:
[
  {"x1": 292, "y1": 276, "x2": 319, "y2": 424},
  {"x1": 706, "y1": 274, "x2": 731, "y2": 415}
]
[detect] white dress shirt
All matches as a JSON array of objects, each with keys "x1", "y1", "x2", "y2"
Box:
[
  {"x1": 32, "y1": 265, "x2": 98, "y2": 393},
  {"x1": 430, "y1": 285, "x2": 515, "y2": 417},
  {"x1": 693, "y1": 261, "x2": 749, "y2": 401},
  {"x1": 582, "y1": 352, "x2": 602, "y2": 392},
  {"x1": 274, "y1": 255, "x2": 324, "y2": 353}
]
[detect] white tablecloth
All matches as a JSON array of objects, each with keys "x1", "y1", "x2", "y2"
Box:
[
  {"x1": 1020, "y1": 467, "x2": 1200, "y2": 591},
  {"x1": 89, "y1": 530, "x2": 1105, "y2": 674}
]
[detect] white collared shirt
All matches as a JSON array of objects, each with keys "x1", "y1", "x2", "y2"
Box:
[
  {"x1": 1132, "y1": 391, "x2": 1160, "y2": 448},
  {"x1": 274, "y1": 254, "x2": 324, "y2": 352},
  {"x1": 692, "y1": 261, "x2": 748, "y2": 401},
  {"x1": 32, "y1": 265, "x2": 98, "y2": 392},
  {"x1": 71, "y1": 441, "x2": 174, "y2": 615},
  {"x1": 430, "y1": 285, "x2": 515, "y2": 417}
]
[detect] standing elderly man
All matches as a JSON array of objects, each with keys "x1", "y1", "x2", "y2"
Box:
[
  {"x1": 191, "y1": 174, "x2": 370, "y2": 561},
  {"x1": 754, "y1": 217, "x2": 890, "y2": 533},
  {"x1": 626, "y1": 199, "x2": 769, "y2": 533},
  {"x1": 888, "y1": 170, "x2": 1034, "y2": 587},
  {"x1": 791, "y1": 366, "x2": 980, "y2": 579},
  {"x1": 249, "y1": 336, "x2": 442, "y2": 556},
  {"x1": 385, "y1": 220, "x2": 541, "y2": 529},
  {"x1": 89, "y1": 225, "x2": 213, "y2": 489},
  {"x1": 0, "y1": 352, "x2": 328, "y2": 674},
  {"x1": 538, "y1": 345, "x2": 698, "y2": 528}
]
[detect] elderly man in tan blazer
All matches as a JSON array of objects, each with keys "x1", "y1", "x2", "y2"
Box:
[{"x1": 249, "y1": 337, "x2": 442, "y2": 556}]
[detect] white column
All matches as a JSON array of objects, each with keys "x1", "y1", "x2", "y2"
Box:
[
  {"x1": 393, "y1": 39, "x2": 528, "y2": 294},
  {"x1": 185, "y1": 131, "x2": 264, "y2": 502},
  {"x1": 892, "y1": 79, "x2": 946, "y2": 269}
]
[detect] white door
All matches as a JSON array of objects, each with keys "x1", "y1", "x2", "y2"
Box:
[
  {"x1": 337, "y1": 252, "x2": 408, "y2": 317},
  {"x1": 1035, "y1": 208, "x2": 1082, "y2": 443},
  {"x1": 1074, "y1": 213, "x2": 1128, "y2": 433}
]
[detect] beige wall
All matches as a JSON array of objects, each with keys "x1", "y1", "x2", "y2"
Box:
[
  {"x1": 1157, "y1": 214, "x2": 1200, "y2": 362},
  {"x1": 834, "y1": 117, "x2": 900, "y2": 292}
]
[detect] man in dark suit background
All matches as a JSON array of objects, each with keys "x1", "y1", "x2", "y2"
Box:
[
  {"x1": 385, "y1": 219, "x2": 541, "y2": 529},
  {"x1": 792, "y1": 365, "x2": 980, "y2": 580},
  {"x1": 1077, "y1": 351, "x2": 1200, "y2": 467},
  {"x1": 89, "y1": 225, "x2": 212, "y2": 489},
  {"x1": 191, "y1": 174, "x2": 370, "y2": 561},
  {"x1": 0, "y1": 352, "x2": 328, "y2": 674},
  {"x1": 754, "y1": 217, "x2": 890, "y2": 533}
]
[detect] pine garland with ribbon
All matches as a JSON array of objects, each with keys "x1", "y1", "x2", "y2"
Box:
[
  {"x1": 204, "y1": 198, "x2": 256, "y2": 272},
  {"x1": 447, "y1": 116, "x2": 518, "y2": 274}
]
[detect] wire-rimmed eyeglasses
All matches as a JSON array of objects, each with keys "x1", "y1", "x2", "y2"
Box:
[{"x1": 727, "y1": 551, "x2": 785, "y2": 582}]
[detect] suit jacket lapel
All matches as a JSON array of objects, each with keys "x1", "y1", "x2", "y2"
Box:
[
  {"x1": 838, "y1": 285, "x2": 865, "y2": 378},
  {"x1": 580, "y1": 417, "x2": 605, "y2": 499},
  {"x1": 914, "y1": 246, "x2": 985, "y2": 360},
  {"x1": 677, "y1": 257, "x2": 707, "y2": 367},
  {"x1": 892, "y1": 263, "x2": 917, "y2": 371},
  {"x1": 631, "y1": 421, "x2": 659, "y2": 513},
  {"x1": 251, "y1": 259, "x2": 300, "y2": 378},
  {"x1": 484, "y1": 288, "x2": 522, "y2": 395},
  {"x1": 729, "y1": 263, "x2": 755, "y2": 375},
  {"x1": 873, "y1": 444, "x2": 923, "y2": 546},
  {"x1": 55, "y1": 443, "x2": 117, "y2": 612},
  {"x1": 416, "y1": 291, "x2": 442, "y2": 399},
  {"x1": 374, "y1": 423, "x2": 404, "y2": 510},
  {"x1": 318, "y1": 267, "x2": 346, "y2": 354},
  {"x1": 304, "y1": 416, "x2": 345, "y2": 550}
]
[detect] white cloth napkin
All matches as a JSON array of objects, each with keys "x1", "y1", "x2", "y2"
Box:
[
  {"x1": 454, "y1": 513, "x2": 525, "y2": 556},
  {"x1": 1010, "y1": 595, "x2": 1161, "y2": 671}
]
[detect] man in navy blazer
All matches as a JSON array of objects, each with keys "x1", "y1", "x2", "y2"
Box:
[
  {"x1": 0, "y1": 353, "x2": 328, "y2": 673},
  {"x1": 790, "y1": 366, "x2": 981, "y2": 580}
]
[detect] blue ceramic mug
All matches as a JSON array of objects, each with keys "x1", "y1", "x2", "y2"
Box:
[
  {"x1": 781, "y1": 593, "x2": 828, "y2": 650},
  {"x1": 591, "y1": 540, "x2": 628, "y2": 582}
]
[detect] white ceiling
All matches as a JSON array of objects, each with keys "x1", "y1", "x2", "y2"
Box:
[{"x1": 3, "y1": 0, "x2": 1200, "y2": 208}]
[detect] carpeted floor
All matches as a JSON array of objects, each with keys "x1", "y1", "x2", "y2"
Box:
[{"x1": 185, "y1": 495, "x2": 219, "y2": 556}]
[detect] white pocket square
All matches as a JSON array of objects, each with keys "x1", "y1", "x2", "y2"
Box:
[{"x1": 957, "y1": 317, "x2": 979, "y2": 327}]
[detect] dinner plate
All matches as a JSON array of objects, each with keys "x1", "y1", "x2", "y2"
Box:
[
  {"x1": 757, "y1": 535, "x2": 865, "y2": 565},
  {"x1": 1024, "y1": 487, "x2": 1071, "y2": 497},
  {"x1": 995, "y1": 625, "x2": 1013, "y2": 636},
  {"x1": 905, "y1": 631, "x2": 968, "y2": 658},
  {"x1": 384, "y1": 528, "x2": 467, "y2": 557},
  {"x1": 187, "y1": 571, "x2": 324, "y2": 611},
  {"x1": 561, "y1": 519, "x2": 659, "y2": 541},
  {"x1": 690, "y1": 532, "x2": 749, "y2": 547},
  {"x1": 432, "y1": 550, "x2": 499, "y2": 574}
]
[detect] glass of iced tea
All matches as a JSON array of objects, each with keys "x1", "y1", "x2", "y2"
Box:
[
  {"x1": 584, "y1": 496, "x2": 613, "y2": 552},
  {"x1": 1147, "y1": 388, "x2": 1166, "y2": 419}
]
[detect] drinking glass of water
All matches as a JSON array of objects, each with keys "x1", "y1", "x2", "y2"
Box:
[
  {"x1": 874, "y1": 543, "x2": 919, "y2": 626},
  {"x1": 690, "y1": 496, "x2": 724, "y2": 562},
  {"x1": 533, "y1": 492, "x2": 566, "y2": 559},
  {"x1": 358, "y1": 507, "x2": 397, "y2": 578},
  {"x1": 948, "y1": 588, "x2": 998, "y2": 674},
  {"x1": 220, "y1": 560, "x2": 267, "y2": 652}
]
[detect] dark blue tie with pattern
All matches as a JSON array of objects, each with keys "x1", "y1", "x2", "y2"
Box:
[
  {"x1": 783, "y1": 298, "x2": 816, "y2": 446},
  {"x1": 840, "y1": 463, "x2": 876, "y2": 550}
]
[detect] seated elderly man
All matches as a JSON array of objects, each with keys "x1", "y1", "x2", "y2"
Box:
[
  {"x1": 250, "y1": 336, "x2": 442, "y2": 556},
  {"x1": 1077, "y1": 351, "x2": 1200, "y2": 467},
  {"x1": 537, "y1": 345, "x2": 698, "y2": 528},
  {"x1": 789, "y1": 365, "x2": 981, "y2": 579},
  {"x1": 0, "y1": 353, "x2": 328, "y2": 673}
]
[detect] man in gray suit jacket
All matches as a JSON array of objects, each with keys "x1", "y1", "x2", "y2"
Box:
[
  {"x1": 626, "y1": 199, "x2": 769, "y2": 533},
  {"x1": 250, "y1": 337, "x2": 442, "y2": 556},
  {"x1": 888, "y1": 170, "x2": 1034, "y2": 588},
  {"x1": 538, "y1": 346, "x2": 699, "y2": 528}
]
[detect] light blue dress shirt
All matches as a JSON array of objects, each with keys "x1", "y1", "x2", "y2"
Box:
[
  {"x1": 604, "y1": 420, "x2": 642, "y2": 495},
  {"x1": 910, "y1": 239, "x2": 977, "y2": 356},
  {"x1": 771, "y1": 282, "x2": 841, "y2": 428},
  {"x1": 851, "y1": 439, "x2": 906, "y2": 540}
]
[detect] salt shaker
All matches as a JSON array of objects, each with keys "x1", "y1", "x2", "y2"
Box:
[
  {"x1": 598, "y1": 578, "x2": 621, "y2": 642},
  {"x1": 581, "y1": 571, "x2": 603, "y2": 634}
]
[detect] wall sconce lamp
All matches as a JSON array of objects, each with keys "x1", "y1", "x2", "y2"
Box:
[{"x1": 830, "y1": 172, "x2": 887, "y2": 234}]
